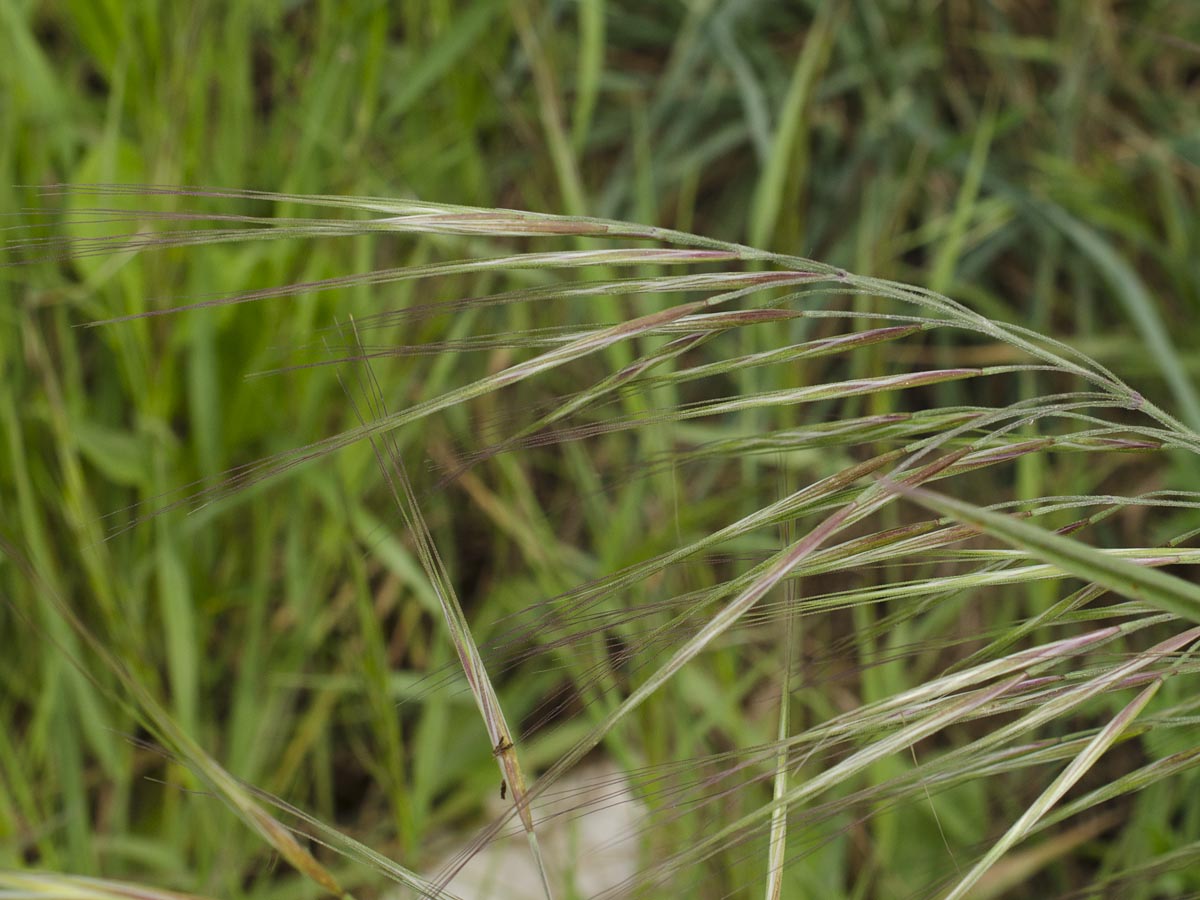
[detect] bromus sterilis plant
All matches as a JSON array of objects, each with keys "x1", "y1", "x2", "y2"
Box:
[{"x1": 5, "y1": 183, "x2": 1200, "y2": 899}]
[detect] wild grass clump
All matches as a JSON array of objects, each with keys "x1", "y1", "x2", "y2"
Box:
[
  {"x1": 4, "y1": 184, "x2": 1200, "y2": 899},
  {"x1": 5, "y1": 5, "x2": 1200, "y2": 898}
]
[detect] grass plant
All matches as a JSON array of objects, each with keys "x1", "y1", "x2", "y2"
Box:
[{"x1": 4, "y1": 4, "x2": 1200, "y2": 899}]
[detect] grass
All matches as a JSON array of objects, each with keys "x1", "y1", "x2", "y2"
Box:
[{"x1": 3, "y1": 3, "x2": 1200, "y2": 898}]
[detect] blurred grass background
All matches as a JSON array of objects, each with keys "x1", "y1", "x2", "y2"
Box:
[{"x1": 3, "y1": 1, "x2": 1200, "y2": 897}]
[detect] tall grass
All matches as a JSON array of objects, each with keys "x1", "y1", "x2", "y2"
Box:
[
  {"x1": 6, "y1": 184, "x2": 1200, "y2": 898},
  {"x1": 4, "y1": 3, "x2": 1200, "y2": 898}
]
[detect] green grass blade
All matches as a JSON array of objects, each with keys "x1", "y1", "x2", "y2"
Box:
[{"x1": 894, "y1": 485, "x2": 1200, "y2": 625}]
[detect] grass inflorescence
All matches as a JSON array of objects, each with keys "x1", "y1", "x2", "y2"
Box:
[
  {"x1": 6, "y1": 184, "x2": 1200, "y2": 898},
  {"x1": 4, "y1": 4, "x2": 1200, "y2": 899}
]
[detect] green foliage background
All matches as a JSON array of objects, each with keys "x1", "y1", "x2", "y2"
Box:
[{"x1": 3, "y1": 2, "x2": 1200, "y2": 897}]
